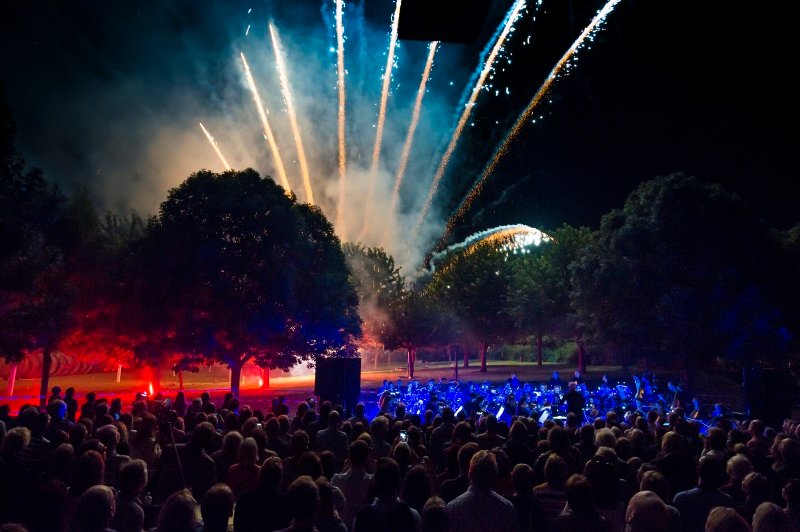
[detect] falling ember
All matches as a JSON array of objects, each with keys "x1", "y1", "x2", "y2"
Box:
[
  {"x1": 335, "y1": 0, "x2": 347, "y2": 233},
  {"x1": 240, "y1": 52, "x2": 292, "y2": 194},
  {"x1": 442, "y1": 0, "x2": 623, "y2": 245},
  {"x1": 360, "y1": 0, "x2": 402, "y2": 238},
  {"x1": 387, "y1": 41, "x2": 438, "y2": 238},
  {"x1": 199, "y1": 122, "x2": 232, "y2": 170},
  {"x1": 270, "y1": 23, "x2": 315, "y2": 205},
  {"x1": 414, "y1": 0, "x2": 526, "y2": 234}
]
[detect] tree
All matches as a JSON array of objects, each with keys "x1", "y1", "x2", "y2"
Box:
[
  {"x1": 135, "y1": 169, "x2": 360, "y2": 396},
  {"x1": 382, "y1": 290, "x2": 454, "y2": 378},
  {"x1": 0, "y1": 94, "x2": 80, "y2": 405},
  {"x1": 507, "y1": 225, "x2": 594, "y2": 367},
  {"x1": 428, "y1": 243, "x2": 515, "y2": 371},
  {"x1": 342, "y1": 244, "x2": 405, "y2": 348},
  {"x1": 571, "y1": 174, "x2": 798, "y2": 384}
]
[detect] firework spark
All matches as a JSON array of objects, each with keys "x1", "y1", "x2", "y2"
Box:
[
  {"x1": 386, "y1": 41, "x2": 438, "y2": 239},
  {"x1": 335, "y1": 0, "x2": 347, "y2": 233},
  {"x1": 199, "y1": 122, "x2": 232, "y2": 170},
  {"x1": 441, "y1": 0, "x2": 622, "y2": 246},
  {"x1": 360, "y1": 0, "x2": 402, "y2": 239},
  {"x1": 414, "y1": 0, "x2": 526, "y2": 234},
  {"x1": 270, "y1": 23, "x2": 315, "y2": 205},
  {"x1": 240, "y1": 51, "x2": 292, "y2": 194}
]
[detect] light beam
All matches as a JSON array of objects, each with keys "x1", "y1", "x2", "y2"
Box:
[
  {"x1": 335, "y1": 0, "x2": 348, "y2": 233},
  {"x1": 441, "y1": 0, "x2": 623, "y2": 246},
  {"x1": 414, "y1": 0, "x2": 526, "y2": 234},
  {"x1": 198, "y1": 122, "x2": 232, "y2": 170},
  {"x1": 360, "y1": 0, "x2": 402, "y2": 239},
  {"x1": 386, "y1": 41, "x2": 438, "y2": 239},
  {"x1": 240, "y1": 52, "x2": 292, "y2": 194},
  {"x1": 270, "y1": 23, "x2": 315, "y2": 205}
]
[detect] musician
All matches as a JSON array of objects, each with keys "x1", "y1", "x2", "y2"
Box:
[
  {"x1": 669, "y1": 381, "x2": 690, "y2": 411},
  {"x1": 548, "y1": 371, "x2": 563, "y2": 388},
  {"x1": 407, "y1": 378, "x2": 419, "y2": 394},
  {"x1": 561, "y1": 381, "x2": 586, "y2": 416},
  {"x1": 689, "y1": 397, "x2": 703, "y2": 420},
  {"x1": 573, "y1": 370, "x2": 585, "y2": 385},
  {"x1": 507, "y1": 373, "x2": 521, "y2": 389}
]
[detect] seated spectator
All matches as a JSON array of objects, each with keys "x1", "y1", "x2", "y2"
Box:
[
  {"x1": 507, "y1": 463, "x2": 546, "y2": 532},
  {"x1": 752, "y1": 502, "x2": 791, "y2": 532},
  {"x1": 440, "y1": 442, "x2": 479, "y2": 503},
  {"x1": 354, "y1": 458, "x2": 420, "y2": 532},
  {"x1": 157, "y1": 489, "x2": 198, "y2": 532},
  {"x1": 704, "y1": 507, "x2": 751, "y2": 532},
  {"x1": 623, "y1": 490, "x2": 668, "y2": 532},
  {"x1": 200, "y1": 484, "x2": 235, "y2": 532},
  {"x1": 400, "y1": 465, "x2": 433, "y2": 514},
  {"x1": 639, "y1": 470, "x2": 682, "y2": 532},
  {"x1": 673, "y1": 456, "x2": 734, "y2": 532},
  {"x1": 316, "y1": 478, "x2": 348, "y2": 532},
  {"x1": 234, "y1": 456, "x2": 291, "y2": 532},
  {"x1": 331, "y1": 440, "x2": 373, "y2": 529},
  {"x1": 738, "y1": 472, "x2": 772, "y2": 524},
  {"x1": 96, "y1": 425, "x2": 131, "y2": 488},
  {"x1": 227, "y1": 437, "x2": 260, "y2": 498},
  {"x1": 721, "y1": 454, "x2": 753, "y2": 506},
  {"x1": 446, "y1": 450, "x2": 518, "y2": 532},
  {"x1": 74, "y1": 485, "x2": 116, "y2": 532},
  {"x1": 533, "y1": 453, "x2": 568, "y2": 524},
  {"x1": 211, "y1": 430, "x2": 242, "y2": 484},
  {"x1": 783, "y1": 478, "x2": 800, "y2": 531},
  {"x1": 421, "y1": 497, "x2": 449, "y2": 532},
  {"x1": 111, "y1": 459, "x2": 148, "y2": 532},
  {"x1": 281, "y1": 476, "x2": 321, "y2": 532}
]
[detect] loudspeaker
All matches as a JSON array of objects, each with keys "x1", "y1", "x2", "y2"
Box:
[
  {"x1": 743, "y1": 367, "x2": 795, "y2": 429},
  {"x1": 315, "y1": 357, "x2": 361, "y2": 415},
  {"x1": 398, "y1": 0, "x2": 492, "y2": 44}
]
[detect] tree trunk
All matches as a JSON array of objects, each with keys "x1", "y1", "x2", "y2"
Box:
[
  {"x1": 537, "y1": 332, "x2": 543, "y2": 367},
  {"x1": 447, "y1": 345, "x2": 453, "y2": 363},
  {"x1": 261, "y1": 367, "x2": 269, "y2": 389},
  {"x1": 39, "y1": 348, "x2": 53, "y2": 409},
  {"x1": 150, "y1": 365, "x2": 161, "y2": 395},
  {"x1": 230, "y1": 362, "x2": 242, "y2": 397},
  {"x1": 178, "y1": 370, "x2": 184, "y2": 390},
  {"x1": 462, "y1": 344, "x2": 469, "y2": 368},
  {"x1": 480, "y1": 342, "x2": 488, "y2": 372},
  {"x1": 577, "y1": 341, "x2": 586, "y2": 373},
  {"x1": 407, "y1": 347, "x2": 416, "y2": 379},
  {"x1": 116, "y1": 363, "x2": 123, "y2": 383},
  {"x1": 6, "y1": 363, "x2": 17, "y2": 396}
]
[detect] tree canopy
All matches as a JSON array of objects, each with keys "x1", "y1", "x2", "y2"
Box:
[
  {"x1": 134, "y1": 169, "x2": 361, "y2": 395},
  {"x1": 571, "y1": 173, "x2": 800, "y2": 374}
]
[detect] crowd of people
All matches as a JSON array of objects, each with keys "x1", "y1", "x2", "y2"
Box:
[{"x1": 1, "y1": 377, "x2": 800, "y2": 532}]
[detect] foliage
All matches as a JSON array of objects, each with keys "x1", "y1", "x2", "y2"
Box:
[
  {"x1": 132, "y1": 169, "x2": 361, "y2": 393},
  {"x1": 342, "y1": 243, "x2": 405, "y2": 346},
  {"x1": 570, "y1": 173, "x2": 799, "y2": 370}
]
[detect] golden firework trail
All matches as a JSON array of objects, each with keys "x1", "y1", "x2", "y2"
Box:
[
  {"x1": 441, "y1": 0, "x2": 623, "y2": 245},
  {"x1": 360, "y1": 0, "x2": 402, "y2": 239},
  {"x1": 240, "y1": 51, "x2": 292, "y2": 194},
  {"x1": 386, "y1": 41, "x2": 438, "y2": 239},
  {"x1": 198, "y1": 122, "x2": 232, "y2": 170},
  {"x1": 335, "y1": 0, "x2": 347, "y2": 232},
  {"x1": 270, "y1": 23, "x2": 315, "y2": 205},
  {"x1": 414, "y1": 0, "x2": 526, "y2": 234}
]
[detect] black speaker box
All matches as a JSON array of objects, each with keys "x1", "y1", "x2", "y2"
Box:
[{"x1": 315, "y1": 357, "x2": 361, "y2": 415}]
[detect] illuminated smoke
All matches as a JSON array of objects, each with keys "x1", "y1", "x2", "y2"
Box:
[
  {"x1": 270, "y1": 23, "x2": 315, "y2": 205},
  {"x1": 441, "y1": 0, "x2": 623, "y2": 246},
  {"x1": 360, "y1": 0, "x2": 402, "y2": 239},
  {"x1": 414, "y1": 0, "x2": 527, "y2": 235},
  {"x1": 240, "y1": 51, "x2": 292, "y2": 194},
  {"x1": 387, "y1": 41, "x2": 438, "y2": 240},
  {"x1": 198, "y1": 122, "x2": 232, "y2": 170}
]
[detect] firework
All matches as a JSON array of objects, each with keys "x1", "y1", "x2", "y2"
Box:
[
  {"x1": 270, "y1": 23, "x2": 315, "y2": 205},
  {"x1": 199, "y1": 122, "x2": 232, "y2": 171},
  {"x1": 335, "y1": 0, "x2": 347, "y2": 233},
  {"x1": 360, "y1": 0, "x2": 402, "y2": 238},
  {"x1": 240, "y1": 52, "x2": 292, "y2": 194},
  {"x1": 414, "y1": 0, "x2": 526, "y2": 235},
  {"x1": 441, "y1": 0, "x2": 622, "y2": 245},
  {"x1": 386, "y1": 41, "x2": 438, "y2": 239}
]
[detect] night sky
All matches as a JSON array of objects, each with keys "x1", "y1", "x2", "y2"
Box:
[{"x1": 1, "y1": 0, "x2": 798, "y2": 255}]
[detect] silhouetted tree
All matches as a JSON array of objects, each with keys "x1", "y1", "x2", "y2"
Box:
[{"x1": 134, "y1": 169, "x2": 360, "y2": 396}]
